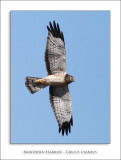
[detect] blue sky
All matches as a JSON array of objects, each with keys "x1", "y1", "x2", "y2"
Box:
[{"x1": 11, "y1": 11, "x2": 110, "y2": 144}]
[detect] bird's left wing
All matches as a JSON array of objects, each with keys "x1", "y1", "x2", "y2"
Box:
[
  {"x1": 45, "y1": 21, "x2": 66, "y2": 75},
  {"x1": 49, "y1": 85, "x2": 73, "y2": 136}
]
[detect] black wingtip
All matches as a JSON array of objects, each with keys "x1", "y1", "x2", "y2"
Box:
[
  {"x1": 47, "y1": 21, "x2": 65, "y2": 44},
  {"x1": 66, "y1": 127, "x2": 68, "y2": 136},
  {"x1": 59, "y1": 127, "x2": 61, "y2": 133},
  {"x1": 59, "y1": 117, "x2": 73, "y2": 136},
  {"x1": 47, "y1": 26, "x2": 51, "y2": 32},
  {"x1": 71, "y1": 116, "x2": 73, "y2": 126},
  {"x1": 62, "y1": 128, "x2": 64, "y2": 136}
]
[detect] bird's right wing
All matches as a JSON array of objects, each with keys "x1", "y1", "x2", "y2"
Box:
[
  {"x1": 45, "y1": 21, "x2": 66, "y2": 75},
  {"x1": 49, "y1": 85, "x2": 73, "y2": 136}
]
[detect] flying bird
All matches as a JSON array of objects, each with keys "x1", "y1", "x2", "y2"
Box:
[{"x1": 25, "y1": 21, "x2": 75, "y2": 136}]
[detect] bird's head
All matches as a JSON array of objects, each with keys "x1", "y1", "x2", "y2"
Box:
[{"x1": 65, "y1": 74, "x2": 75, "y2": 83}]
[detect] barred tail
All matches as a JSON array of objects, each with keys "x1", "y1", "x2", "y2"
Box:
[{"x1": 25, "y1": 77, "x2": 47, "y2": 94}]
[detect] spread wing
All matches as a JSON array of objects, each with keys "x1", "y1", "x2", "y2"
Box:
[
  {"x1": 49, "y1": 85, "x2": 73, "y2": 136},
  {"x1": 45, "y1": 21, "x2": 66, "y2": 75}
]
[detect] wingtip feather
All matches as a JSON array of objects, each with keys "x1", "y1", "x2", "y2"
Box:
[
  {"x1": 59, "y1": 116, "x2": 73, "y2": 136},
  {"x1": 47, "y1": 21, "x2": 65, "y2": 44}
]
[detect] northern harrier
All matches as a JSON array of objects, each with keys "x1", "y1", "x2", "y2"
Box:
[{"x1": 25, "y1": 21, "x2": 75, "y2": 136}]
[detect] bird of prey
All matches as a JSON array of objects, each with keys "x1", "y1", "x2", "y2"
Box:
[{"x1": 25, "y1": 21, "x2": 75, "y2": 136}]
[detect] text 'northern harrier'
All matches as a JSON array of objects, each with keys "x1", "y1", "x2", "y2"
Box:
[{"x1": 25, "y1": 21, "x2": 75, "y2": 136}]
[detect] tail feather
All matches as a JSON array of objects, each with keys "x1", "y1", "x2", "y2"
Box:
[{"x1": 25, "y1": 77, "x2": 47, "y2": 94}]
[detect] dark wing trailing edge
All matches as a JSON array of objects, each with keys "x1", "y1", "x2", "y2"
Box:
[
  {"x1": 47, "y1": 21, "x2": 65, "y2": 44},
  {"x1": 45, "y1": 21, "x2": 66, "y2": 75},
  {"x1": 49, "y1": 86, "x2": 73, "y2": 136}
]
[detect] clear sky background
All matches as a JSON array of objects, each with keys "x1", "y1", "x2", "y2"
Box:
[{"x1": 11, "y1": 11, "x2": 110, "y2": 144}]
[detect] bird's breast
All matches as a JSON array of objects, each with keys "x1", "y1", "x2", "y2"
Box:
[{"x1": 44, "y1": 74, "x2": 67, "y2": 86}]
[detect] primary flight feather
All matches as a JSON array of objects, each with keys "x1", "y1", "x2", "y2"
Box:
[{"x1": 25, "y1": 21, "x2": 75, "y2": 136}]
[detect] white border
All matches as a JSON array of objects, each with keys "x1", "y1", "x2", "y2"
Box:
[{"x1": 1, "y1": 1, "x2": 120, "y2": 159}]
